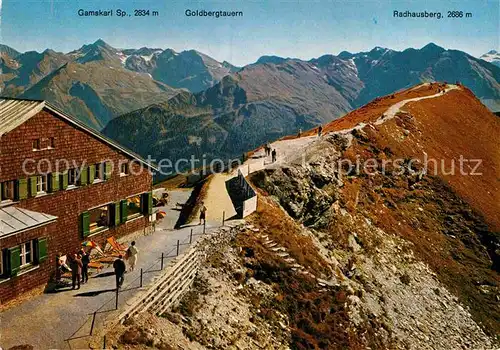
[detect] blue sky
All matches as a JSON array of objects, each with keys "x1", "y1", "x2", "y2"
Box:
[{"x1": 0, "y1": 0, "x2": 498, "y2": 66}]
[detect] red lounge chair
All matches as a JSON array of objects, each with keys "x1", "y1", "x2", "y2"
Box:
[{"x1": 106, "y1": 236, "x2": 127, "y2": 253}]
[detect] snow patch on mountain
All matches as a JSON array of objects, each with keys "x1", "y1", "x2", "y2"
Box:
[{"x1": 480, "y1": 50, "x2": 500, "y2": 67}]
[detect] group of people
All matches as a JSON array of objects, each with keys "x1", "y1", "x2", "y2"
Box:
[
  {"x1": 55, "y1": 240, "x2": 140, "y2": 291},
  {"x1": 264, "y1": 143, "x2": 277, "y2": 163},
  {"x1": 263, "y1": 125, "x2": 324, "y2": 164},
  {"x1": 56, "y1": 249, "x2": 90, "y2": 290}
]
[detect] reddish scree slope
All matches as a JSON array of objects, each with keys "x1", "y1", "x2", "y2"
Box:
[{"x1": 324, "y1": 84, "x2": 500, "y2": 231}]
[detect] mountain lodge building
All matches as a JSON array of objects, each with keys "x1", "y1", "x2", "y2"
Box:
[{"x1": 0, "y1": 98, "x2": 157, "y2": 303}]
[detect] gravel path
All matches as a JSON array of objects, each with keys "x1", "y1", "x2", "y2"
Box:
[
  {"x1": 0, "y1": 189, "x2": 216, "y2": 350},
  {"x1": 196, "y1": 173, "x2": 238, "y2": 226},
  {"x1": 375, "y1": 84, "x2": 460, "y2": 125}
]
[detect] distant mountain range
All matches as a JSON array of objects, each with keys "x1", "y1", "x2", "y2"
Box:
[
  {"x1": 480, "y1": 50, "x2": 500, "y2": 68},
  {"x1": 0, "y1": 40, "x2": 499, "y2": 162},
  {"x1": 0, "y1": 39, "x2": 240, "y2": 129},
  {"x1": 103, "y1": 43, "x2": 500, "y2": 167}
]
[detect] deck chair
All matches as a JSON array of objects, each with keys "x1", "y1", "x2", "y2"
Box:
[
  {"x1": 89, "y1": 243, "x2": 120, "y2": 264},
  {"x1": 106, "y1": 236, "x2": 128, "y2": 254},
  {"x1": 87, "y1": 261, "x2": 104, "y2": 272}
]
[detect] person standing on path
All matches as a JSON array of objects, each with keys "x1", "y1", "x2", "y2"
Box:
[
  {"x1": 80, "y1": 249, "x2": 90, "y2": 284},
  {"x1": 113, "y1": 255, "x2": 126, "y2": 290},
  {"x1": 199, "y1": 202, "x2": 207, "y2": 225},
  {"x1": 55, "y1": 253, "x2": 63, "y2": 283},
  {"x1": 271, "y1": 149, "x2": 277, "y2": 163},
  {"x1": 318, "y1": 125, "x2": 323, "y2": 137},
  {"x1": 70, "y1": 253, "x2": 83, "y2": 290},
  {"x1": 126, "y1": 241, "x2": 139, "y2": 272}
]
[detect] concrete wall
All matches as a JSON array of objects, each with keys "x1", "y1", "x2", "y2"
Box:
[
  {"x1": 242, "y1": 196, "x2": 257, "y2": 218},
  {"x1": 237, "y1": 169, "x2": 257, "y2": 218}
]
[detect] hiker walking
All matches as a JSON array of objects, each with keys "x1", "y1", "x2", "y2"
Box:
[
  {"x1": 271, "y1": 149, "x2": 277, "y2": 163},
  {"x1": 318, "y1": 125, "x2": 323, "y2": 137},
  {"x1": 265, "y1": 143, "x2": 271, "y2": 156},
  {"x1": 126, "y1": 241, "x2": 139, "y2": 272},
  {"x1": 199, "y1": 202, "x2": 207, "y2": 225},
  {"x1": 80, "y1": 249, "x2": 90, "y2": 284},
  {"x1": 70, "y1": 253, "x2": 83, "y2": 290},
  {"x1": 113, "y1": 255, "x2": 126, "y2": 290},
  {"x1": 298, "y1": 128, "x2": 302, "y2": 137}
]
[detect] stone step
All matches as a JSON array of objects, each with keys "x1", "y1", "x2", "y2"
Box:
[
  {"x1": 266, "y1": 243, "x2": 279, "y2": 249},
  {"x1": 270, "y1": 246, "x2": 285, "y2": 252},
  {"x1": 284, "y1": 258, "x2": 296, "y2": 264},
  {"x1": 276, "y1": 252, "x2": 289, "y2": 258}
]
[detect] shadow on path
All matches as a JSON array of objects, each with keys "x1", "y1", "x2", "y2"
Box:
[
  {"x1": 225, "y1": 177, "x2": 244, "y2": 219},
  {"x1": 93, "y1": 271, "x2": 115, "y2": 278},
  {"x1": 174, "y1": 178, "x2": 207, "y2": 229},
  {"x1": 74, "y1": 288, "x2": 115, "y2": 297}
]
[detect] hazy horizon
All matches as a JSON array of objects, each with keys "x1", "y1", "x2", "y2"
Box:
[{"x1": 0, "y1": 0, "x2": 498, "y2": 66}]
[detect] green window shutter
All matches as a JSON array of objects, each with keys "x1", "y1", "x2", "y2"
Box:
[
  {"x1": 120, "y1": 200, "x2": 128, "y2": 223},
  {"x1": 142, "y1": 192, "x2": 153, "y2": 215},
  {"x1": 78, "y1": 167, "x2": 88, "y2": 186},
  {"x1": 17, "y1": 178, "x2": 28, "y2": 200},
  {"x1": 8, "y1": 246, "x2": 21, "y2": 277},
  {"x1": 81, "y1": 211, "x2": 90, "y2": 238},
  {"x1": 88, "y1": 165, "x2": 95, "y2": 183},
  {"x1": 49, "y1": 173, "x2": 59, "y2": 192},
  {"x1": 104, "y1": 162, "x2": 112, "y2": 180},
  {"x1": 36, "y1": 238, "x2": 48, "y2": 263},
  {"x1": 148, "y1": 192, "x2": 153, "y2": 215},
  {"x1": 114, "y1": 201, "x2": 121, "y2": 226},
  {"x1": 61, "y1": 172, "x2": 69, "y2": 190},
  {"x1": 141, "y1": 192, "x2": 148, "y2": 214},
  {"x1": 29, "y1": 176, "x2": 38, "y2": 197}
]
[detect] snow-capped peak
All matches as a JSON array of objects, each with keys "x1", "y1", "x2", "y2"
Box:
[{"x1": 479, "y1": 50, "x2": 500, "y2": 67}]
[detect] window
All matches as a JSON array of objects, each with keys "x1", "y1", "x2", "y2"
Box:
[
  {"x1": 95, "y1": 163, "x2": 104, "y2": 181},
  {"x1": 68, "y1": 169, "x2": 78, "y2": 187},
  {"x1": 89, "y1": 205, "x2": 111, "y2": 233},
  {"x1": 126, "y1": 194, "x2": 142, "y2": 219},
  {"x1": 120, "y1": 162, "x2": 129, "y2": 176},
  {"x1": 0, "y1": 254, "x2": 3, "y2": 276},
  {"x1": 20, "y1": 241, "x2": 33, "y2": 267},
  {"x1": 1, "y1": 181, "x2": 15, "y2": 201},
  {"x1": 36, "y1": 175, "x2": 48, "y2": 194},
  {"x1": 32, "y1": 139, "x2": 40, "y2": 150},
  {"x1": 49, "y1": 137, "x2": 55, "y2": 148}
]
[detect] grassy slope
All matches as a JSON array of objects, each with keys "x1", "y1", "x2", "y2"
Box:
[{"x1": 328, "y1": 85, "x2": 500, "y2": 336}]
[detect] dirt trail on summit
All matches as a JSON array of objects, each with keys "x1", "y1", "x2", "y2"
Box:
[
  {"x1": 376, "y1": 84, "x2": 460, "y2": 124},
  {"x1": 201, "y1": 84, "x2": 464, "y2": 223},
  {"x1": 197, "y1": 173, "x2": 237, "y2": 225}
]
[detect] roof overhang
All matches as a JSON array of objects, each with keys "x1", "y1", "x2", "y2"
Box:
[
  {"x1": 44, "y1": 103, "x2": 159, "y2": 172},
  {"x1": 0, "y1": 97, "x2": 159, "y2": 172},
  {"x1": 0, "y1": 206, "x2": 58, "y2": 239}
]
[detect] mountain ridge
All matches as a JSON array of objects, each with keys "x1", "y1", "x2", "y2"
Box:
[{"x1": 103, "y1": 43, "x2": 499, "y2": 167}]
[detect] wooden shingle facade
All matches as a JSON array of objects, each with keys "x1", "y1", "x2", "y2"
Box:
[{"x1": 0, "y1": 98, "x2": 156, "y2": 303}]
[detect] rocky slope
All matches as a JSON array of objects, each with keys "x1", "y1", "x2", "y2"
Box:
[
  {"x1": 0, "y1": 40, "x2": 238, "y2": 129},
  {"x1": 107, "y1": 83, "x2": 499, "y2": 349},
  {"x1": 0, "y1": 48, "x2": 70, "y2": 97},
  {"x1": 103, "y1": 59, "x2": 356, "y2": 168},
  {"x1": 333, "y1": 43, "x2": 500, "y2": 110},
  {"x1": 123, "y1": 48, "x2": 240, "y2": 93}
]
